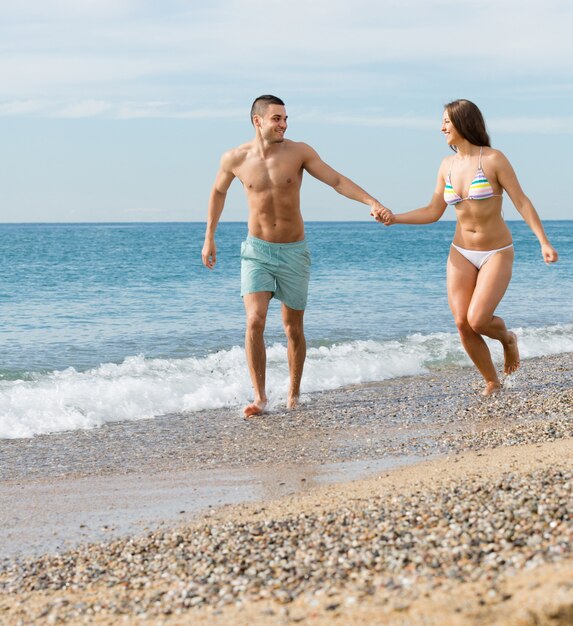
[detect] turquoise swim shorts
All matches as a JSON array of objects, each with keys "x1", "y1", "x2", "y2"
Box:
[{"x1": 240, "y1": 235, "x2": 311, "y2": 310}]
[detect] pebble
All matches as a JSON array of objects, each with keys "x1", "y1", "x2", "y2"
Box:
[
  {"x1": 0, "y1": 352, "x2": 571, "y2": 624},
  {"x1": 1, "y1": 464, "x2": 571, "y2": 623},
  {"x1": 1, "y1": 355, "x2": 571, "y2": 483}
]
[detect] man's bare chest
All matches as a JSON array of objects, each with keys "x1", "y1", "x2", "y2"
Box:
[{"x1": 237, "y1": 159, "x2": 302, "y2": 192}]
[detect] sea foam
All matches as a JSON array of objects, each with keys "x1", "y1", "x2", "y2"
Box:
[{"x1": 1, "y1": 324, "x2": 571, "y2": 439}]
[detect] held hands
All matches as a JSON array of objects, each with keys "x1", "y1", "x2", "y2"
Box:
[
  {"x1": 202, "y1": 240, "x2": 217, "y2": 269},
  {"x1": 541, "y1": 243, "x2": 558, "y2": 265},
  {"x1": 370, "y1": 202, "x2": 395, "y2": 225}
]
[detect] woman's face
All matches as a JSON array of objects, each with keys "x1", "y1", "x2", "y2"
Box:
[{"x1": 441, "y1": 110, "x2": 460, "y2": 146}]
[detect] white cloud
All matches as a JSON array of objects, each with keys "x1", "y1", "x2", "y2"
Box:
[
  {"x1": 490, "y1": 116, "x2": 573, "y2": 134},
  {"x1": 0, "y1": 0, "x2": 571, "y2": 119},
  {"x1": 0, "y1": 99, "x2": 45, "y2": 116},
  {"x1": 0, "y1": 0, "x2": 140, "y2": 19},
  {"x1": 53, "y1": 99, "x2": 113, "y2": 118},
  {"x1": 113, "y1": 101, "x2": 245, "y2": 119},
  {"x1": 0, "y1": 98, "x2": 246, "y2": 120},
  {"x1": 2, "y1": 98, "x2": 572, "y2": 136}
]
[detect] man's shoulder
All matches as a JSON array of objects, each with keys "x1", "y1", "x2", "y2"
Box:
[
  {"x1": 284, "y1": 138, "x2": 312, "y2": 150},
  {"x1": 283, "y1": 139, "x2": 316, "y2": 161},
  {"x1": 221, "y1": 141, "x2": 253, "y2": 167},
  {"x1": 225, "y1": 140, "x2": 254, "y2": 158}
]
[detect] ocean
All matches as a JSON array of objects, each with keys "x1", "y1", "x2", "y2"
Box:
[{"x1": 1, "y1": 221, "x2": 571, "y2": 439}]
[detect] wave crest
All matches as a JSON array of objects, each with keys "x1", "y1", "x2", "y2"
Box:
[{"x1": 1, "y1": 324, "x2": 572, "y2": 439}]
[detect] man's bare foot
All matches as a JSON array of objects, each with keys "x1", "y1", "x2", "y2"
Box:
[
  {"x1": 503, "y1": 331, "x2": 520, "y2": 375},
  {"x1": 286, "y1": 394, "x2": 299, "y2": 410},
  {"x1": 482, "y1": 381, "x2": 502, "y2": 396},
  {"x1": 243, "y1": 400, "x2": 267, "y2": 418}
]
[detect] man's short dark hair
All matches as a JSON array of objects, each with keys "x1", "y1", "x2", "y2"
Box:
[{"x1": 250, "y1": 95, "x2": 285, "y2": 125}]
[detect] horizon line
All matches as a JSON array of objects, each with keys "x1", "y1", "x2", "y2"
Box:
[{"x1": 1, "y1": 218, "x2": 570, "y2": 226}]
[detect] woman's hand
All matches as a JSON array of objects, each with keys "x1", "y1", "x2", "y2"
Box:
[
  {"x1": 541, "y1": 243, "x2": 558, "y2": 264},
  {"x1": 371, "y1": 204, "x2": 395, "y2": 225}
]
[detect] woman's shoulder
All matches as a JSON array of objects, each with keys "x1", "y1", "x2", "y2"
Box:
[
  {"x1": 438, "y1": 153, "x2": 455, "y2": 176},
  {"x1": 482, "y1": 146, "x2": 508, "y2": 163},
  {"x1": 440, "y1": 152, "x2": 456, "y2": 166},
  {"x1": 481, "y1": 147, "x2": 516, "y2": 183}
]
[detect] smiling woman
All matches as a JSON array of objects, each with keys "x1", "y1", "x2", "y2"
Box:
[{"x1": 375, "y1": 99, "x2": 559, "y2": 396}]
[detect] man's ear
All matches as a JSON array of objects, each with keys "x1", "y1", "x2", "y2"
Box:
[{"x1": 252, "y1": 114, "x2": 262, "y2": 129}]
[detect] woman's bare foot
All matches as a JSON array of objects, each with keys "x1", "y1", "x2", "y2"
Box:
[
  {"x1": 243, "y1": 400, "x2": 267, "y2": 418},
  {"x1": 482, "y1": 381, "x2": 502, "y2": 396},
  {"x1": 503, "y1": 331, "x2": 520, "y2": 375}
]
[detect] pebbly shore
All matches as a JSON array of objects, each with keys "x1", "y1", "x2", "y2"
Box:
[
  {"x1": 1, "y1": 352, "x2": 572, "y2": 485},
  {"x1": 0, "y1": 352, "x2": 572, "y2": 625}
]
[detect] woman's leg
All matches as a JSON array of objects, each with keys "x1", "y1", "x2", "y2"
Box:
[
  {"x1": 447, "y1": 249, "x2": 501, "y2": 394},
  {"x1": 466, "y1": 247, "x2": 519, "y2": 375}
]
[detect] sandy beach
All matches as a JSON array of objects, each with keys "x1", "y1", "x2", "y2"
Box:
[{"x1": 1, "y1": 352, "x2": 572, "y2": 625}]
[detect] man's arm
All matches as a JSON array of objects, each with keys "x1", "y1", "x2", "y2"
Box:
[
  {"x1": 202, "y1": 153, "x2": 236, "y2": 269},
  {"x1": 301, "y1": 143, "x2": 391, "y2": 217}
]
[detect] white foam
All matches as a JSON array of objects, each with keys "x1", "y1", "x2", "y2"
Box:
[{"x1": 1, "y1": 324, "x2": 571, "y2": 439}]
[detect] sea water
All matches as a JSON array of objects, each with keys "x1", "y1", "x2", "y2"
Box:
[{"x1": 1, "y1": 221, "x2": 571, "y2": 438}]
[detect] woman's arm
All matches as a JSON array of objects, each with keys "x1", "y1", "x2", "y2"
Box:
[
  {"x1": 494, "y1": 151, "x2": 558, "y2": 264},
  {"x1": 382, "y1": 164, "x2": 448, "y2": 225},
  {"x1": 393, "y1": 193, "x2": 448, "y2": 224}
]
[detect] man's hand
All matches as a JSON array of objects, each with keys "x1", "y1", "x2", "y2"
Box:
[
  {"x1": 202, "y1": 240, "x2": 217, "y2": 269},
  {"x1": 370, "y1": 202, "x2": 395, "y2": 225}
]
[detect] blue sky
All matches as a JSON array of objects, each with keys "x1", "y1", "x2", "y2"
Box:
[{"x1": 1, "y1": 0, "x2": 572, "y2": 223}]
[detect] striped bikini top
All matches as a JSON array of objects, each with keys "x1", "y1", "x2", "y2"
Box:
[{"x1": 444, "y1": 147, "x2": 502, "y2": 205}]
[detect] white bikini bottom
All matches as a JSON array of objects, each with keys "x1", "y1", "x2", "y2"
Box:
[{"x1": 451, "y1": 243, "x2": 514, "y2": 270}]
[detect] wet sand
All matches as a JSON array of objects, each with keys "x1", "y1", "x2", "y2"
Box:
[
  {"x1": 0, "y1": 352, "x2": 572, "y2": 624},
  {"x1": 0, "y1": 455, "x2": 425, "y2": 560}
]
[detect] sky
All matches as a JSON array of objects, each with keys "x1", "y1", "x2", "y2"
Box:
[{"x1": 1, "y1": 0, "x2": 572, "y2": 223}]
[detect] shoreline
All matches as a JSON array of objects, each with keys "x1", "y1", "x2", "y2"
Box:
[
  {"x1": 1, "y1": 352, "x2": 572, "y2": 560},
  {"x1": 0, "y1": 351, "x2": 572, "y2": 624},
  {"x1": 2, "y1": 352, "x2": 572, "y2": 481}
]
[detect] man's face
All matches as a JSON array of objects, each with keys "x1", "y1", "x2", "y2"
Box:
[{"x1": 256, "y1": 104, "x2": 288, "y2": 143}]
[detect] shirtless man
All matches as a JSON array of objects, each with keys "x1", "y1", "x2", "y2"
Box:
[{"x1": 202, "y1": 95, "x2": 389, "y2": 416}]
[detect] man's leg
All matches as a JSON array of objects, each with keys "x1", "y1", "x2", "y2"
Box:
[
  {"x1": 281, "y1": 303, "x2": 306, "y2": 409},
  {"x1": 243, "y1": 291, "x2": 272, "y2": 417}
]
